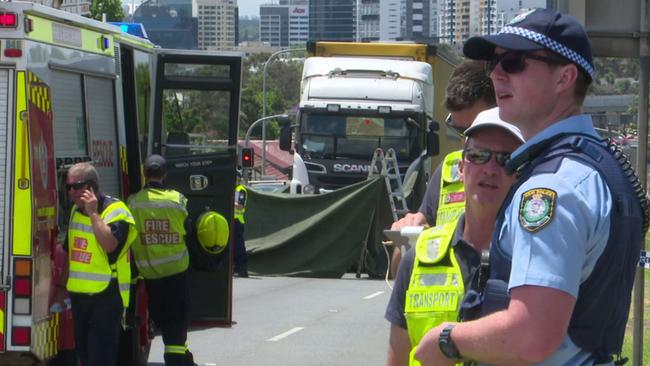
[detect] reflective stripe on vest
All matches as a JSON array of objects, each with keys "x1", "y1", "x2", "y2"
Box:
[
  {"x1": 235, "y1": 185, "x2": 247, "y2": 224},
  {"x1": 436, "y1": 151, "x2": 465, "y2": 226},
  {"x1": 405, "y1": 219, "x2": 464, "y2": 362},
  {"x1": 67, "y1": 200, "x2": 135, "y2": 308},
  {"x1": 128, "y1": 188, "x2": 189, "y2": 279}
]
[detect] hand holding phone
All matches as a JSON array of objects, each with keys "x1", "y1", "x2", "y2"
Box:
[{"x1": 81, "y1": 186, "x2": 98, "y2": 214}]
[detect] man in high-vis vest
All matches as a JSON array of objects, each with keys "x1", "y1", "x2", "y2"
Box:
[
  {"x1": 233, "y1": 177, "x2": 248, "y2": 277},
  {"x1": 389, "y1": 60, "x2": 496, "y2": 277},
  {"x1": 385, "y1": 108, "x2": 524, "y2": 366},
  {"x1": 128, "y1": 154, "x2": 196, "y2": 366},
  {"x1": 58, "y1": 162, "x2": 137, "y2": 366}
]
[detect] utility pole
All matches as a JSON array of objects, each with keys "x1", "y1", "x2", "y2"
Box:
[{"x1": 261, "y1": 47, "x2": 304, "y2": 177}]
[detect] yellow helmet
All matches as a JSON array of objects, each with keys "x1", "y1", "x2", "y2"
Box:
[{"x1": 196, "y1": 211, "x2": 230, "y2": 254}]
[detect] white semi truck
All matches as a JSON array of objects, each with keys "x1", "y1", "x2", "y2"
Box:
[{"x1": 280, "y1": 41, "x2": 459, "y2": 198}]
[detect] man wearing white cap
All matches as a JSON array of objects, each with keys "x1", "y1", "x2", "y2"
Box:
[{"x1": 385, "y1": 107, "x2": 524, "y2": 366}]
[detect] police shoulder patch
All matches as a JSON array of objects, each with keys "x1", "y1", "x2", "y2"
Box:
[{"x1": 519, "y1": 188, "x2": 556, "y2": 232}]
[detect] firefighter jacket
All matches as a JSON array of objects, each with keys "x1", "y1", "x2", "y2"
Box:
[
  {"x1": 234, "y1": 184, "x2": 247, "y2": 224},
  {"x1": 436, "y1": 150, "x2": 465, "y2": 226},
  {"x1": 405, "y1": 219, "x2": 464, "y2": 360},
  {"x1": 128, "y1": 187, "x2": 189, "y2": 279},
  {"x1": 67, "y1": 199, "x2": 136, "y2": 308}
]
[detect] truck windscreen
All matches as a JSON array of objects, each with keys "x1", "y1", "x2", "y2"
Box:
[{"x1": 301, "y1": 113, "x2": 417, "y2": 160}]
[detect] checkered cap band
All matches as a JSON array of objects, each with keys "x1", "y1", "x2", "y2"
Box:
[{"x1": 500, "y1": 26, "x2": 595, "y2": 78}]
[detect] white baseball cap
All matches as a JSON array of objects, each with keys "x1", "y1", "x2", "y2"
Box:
[{"x1": 463, "y1": 107, "x2": 525, "y2": 143}]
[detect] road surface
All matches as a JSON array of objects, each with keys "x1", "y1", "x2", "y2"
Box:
[{"x1": 147, "y1": 274, "x2": 393, "y2": 366}]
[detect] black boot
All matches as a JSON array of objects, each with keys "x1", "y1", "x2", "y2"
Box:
[
  {"x1": 237, "y1": 263, "x2": 248, "y2": 278},
  {"x1": 186, "y1": 350, "x2": 198, "y2": 366}
]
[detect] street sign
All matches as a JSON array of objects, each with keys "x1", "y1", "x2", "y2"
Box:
[{"x1": 555, "y1": 0, "x2": 647, "y2": 57}]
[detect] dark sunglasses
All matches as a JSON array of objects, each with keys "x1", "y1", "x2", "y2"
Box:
[
  {"x1": 486, "y1": 51, "x2": 568, "y2": 76},
  {"x1": 445, "y1": 113, "x2": 466, "y2": 137},
  {"x1": 463, "y1": 148, "x2": 511, "y2": 167},
  {"x1": 66, "y1": 180, "x2": 91, "y2": 191}
]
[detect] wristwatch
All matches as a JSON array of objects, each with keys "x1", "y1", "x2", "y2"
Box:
[{"x1": 438, "y1": 324, "x2": 462, "y2": 360}]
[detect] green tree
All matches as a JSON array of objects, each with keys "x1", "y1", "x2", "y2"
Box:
[
  {"x1": 239, "y1": 52, "x2": 304, "y2": 139},
  {"x1": 89, "y1": 0, "x2": 124, "y2": 22}
]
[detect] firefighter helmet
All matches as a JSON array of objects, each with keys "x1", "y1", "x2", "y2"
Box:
[{"x1": 196, "y1": 211, "x2": 229, "y2": 254}]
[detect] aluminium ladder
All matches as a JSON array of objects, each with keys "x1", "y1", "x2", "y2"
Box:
[{"x1": 368, "y1": 147, "x2": 409, "y2": 221}]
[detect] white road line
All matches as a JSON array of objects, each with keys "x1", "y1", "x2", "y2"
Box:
[
  {"x1": 363, "y1": 291, "x2": 384, "y2": 300},
  {"x1": 205, "y1": 363, "x2": 217, "y2": 366},
  {"x1": 267, "y1": 326, "x2": 305, "y2": 342}
]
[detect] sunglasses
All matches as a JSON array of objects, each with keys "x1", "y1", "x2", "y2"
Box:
[
  {"x1": 66, "y1": 180, "x2": 91, "y2": 191},
  {"x1": 485, "y1": 52, "x2": 568, "y2": 76},
  {"x1": 463, "y1": 148, "x2": 511, "y2": 167},
  {"x1": 445, "y1": 113, "x2": 466, "y2": 137}
]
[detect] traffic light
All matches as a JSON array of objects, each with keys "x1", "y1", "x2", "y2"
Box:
[{"x1": 241, "y1": 147, "x2": 254, "y2": 168}]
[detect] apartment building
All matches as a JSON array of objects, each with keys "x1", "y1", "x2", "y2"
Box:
[
  {"x1": 309, "y1": 0, "x2": 355, "y2": 41},
  {"x1": 194, "y1": 0, "x2": 238, "y2": 50},
  {"x1": 260, "y1": 0, "x2": 309, "y2": 47}
]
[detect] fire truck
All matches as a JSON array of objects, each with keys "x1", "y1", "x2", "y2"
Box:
[{"x1": 0, "y1": 2, "x2": 240, "y2": 364}]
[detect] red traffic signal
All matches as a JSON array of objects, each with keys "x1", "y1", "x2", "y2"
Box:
[{"x1": 241, "y1": 147, "x2": 254, "y2": 168}]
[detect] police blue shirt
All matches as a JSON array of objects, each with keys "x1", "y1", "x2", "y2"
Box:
[{"x1": 496, "y1": 114, "x2": 613, "y2": 365}]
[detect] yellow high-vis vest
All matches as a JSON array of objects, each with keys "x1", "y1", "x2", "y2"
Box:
[
  {"x1": 405, "y1": 219, "x2": 464, "y2": 366},
  {"x1": 234, "y1": 184, "x2": 247, "y2": 224},
  {"x1": 67, "y1": 200, "x2": 136, "y2": 308},
  {"x1": 436, "y1": 150, "x2": 465, "y2": 226},
  {"x1": 128, "y1": 188, "x2": 189, "y2": 279}
]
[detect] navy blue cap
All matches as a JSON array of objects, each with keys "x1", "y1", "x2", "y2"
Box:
[
  {"x1": 144, "y1": 154, "x2": 166, "y2": 174},
  {"x1": 463, "y1": 8, "x2": 594, "y2": 82}
]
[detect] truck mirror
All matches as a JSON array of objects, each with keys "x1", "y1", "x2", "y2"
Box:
[
  {"x1": 426, "y1": 120, "x2": 440, "y2": 157},
  {"x1": 279, "y1": 125, "x2": 292, "y2": 152}
]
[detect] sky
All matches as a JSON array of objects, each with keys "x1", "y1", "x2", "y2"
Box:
[{"x1": 238, "y1": 0, "x2": 267, "y2": 18}]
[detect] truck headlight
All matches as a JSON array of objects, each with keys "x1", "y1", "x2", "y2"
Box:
[{"x1": 303, "y1": 184, "x2": 316, "y2": 194}]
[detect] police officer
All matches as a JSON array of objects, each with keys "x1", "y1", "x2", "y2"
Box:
[
  {"x1": 413, "y1": 9, "x2": 648, "y2": 366},
  {"x1": 58, "y1": 162, "x2": 136, "y2": 366},
  {"x1": 233, "y1": 177, "x2": 248, "y2": 277},
  {"x1": 390, "y1": 60, "x2": 496, "y2": 276},
  {"x1": 127, "y1": 155, "x2": 196, "y2": 366},
  {"x1": 385, "y1": 108, "x2": 524, "y2": 366}
]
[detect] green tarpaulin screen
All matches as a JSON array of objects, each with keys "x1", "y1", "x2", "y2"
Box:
[{"x1": 244, "y1": 178, "x2": 394, "y2": 278}]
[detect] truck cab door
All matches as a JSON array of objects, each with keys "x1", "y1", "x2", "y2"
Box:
[{"x1": 150, "y1": 50, "x2": 242, "y2": 324}]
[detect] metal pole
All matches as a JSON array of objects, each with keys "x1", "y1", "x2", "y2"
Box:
[
  {"x1": 261, "y1": 47, "x2": 304, "y2": 177},
  {"x1": 633, "y1": 2, "x2": 650, "y2": 365},
  {"x1": 243, "y1": 114, "x2": 289, "y2": 183}
]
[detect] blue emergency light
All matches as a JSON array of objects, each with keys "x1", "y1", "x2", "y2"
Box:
[{"x1": 109, "y1": 22, "x2": 149, "y2": 40}]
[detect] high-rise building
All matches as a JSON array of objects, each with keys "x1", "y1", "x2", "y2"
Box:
[
  {"x1": 260, "y1": 4, "x2": 289, "y2": 47},
  {"x1": 288, "y1": 2, "x2": 310, "y2": 46},
  {"x1": 194, "y1": 0, "x2": 238, "y2": 50},
  {"x1": 439, "y1": 0, "x2": 546, "y2": 46},
  {"x1": 309, "y1": 0, "x2": 355, "y2": 41},
  {"x1": 358, "y1": 0, "x2": 380, "y2": 41},
  {"x1": 379, "y1": 0, "x2": 401, "y2": 41},
  {"x1": 133, "y1": 0, "x2": 198, "y2": 49},
  {"x1": 429, "y1": 0, "x2": 440, "y2": 40},
  {"x1": 405, "y1": 0, "x2": 435, "y2": 41},
  {"x1": 260, "y1": 0, "x2": 309, "y2": 47}
]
